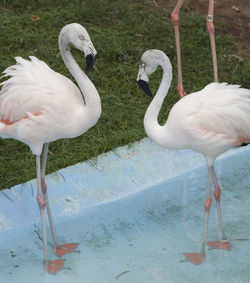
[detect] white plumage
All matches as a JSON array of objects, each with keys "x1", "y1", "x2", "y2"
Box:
[
  {"x1": 0, "y1": 26, "x2": 101, "y2": 155},
  {"x1": 0, "y1": 23, "x2": 101, "y2": 274},
  {"x1": 137, "y1": 49, "x2": 250, "y2": 264},
  {"x1": 167, "y1": 82, "x2": 250, "y2": 162}
]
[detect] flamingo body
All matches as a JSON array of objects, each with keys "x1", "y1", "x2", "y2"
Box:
[
  {"x1": 0, "y1": 54, "x2": 100, "y2": 155},
  {"x1": 165, "y1": 82, "x2": 250, "y2": 162}
]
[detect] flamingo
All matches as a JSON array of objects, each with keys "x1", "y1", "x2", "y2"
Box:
[
  {"x1": 137, "y1": 49, "x2": 250, "y2": 265},
  {"x1": 171, "y1": 0, "x2": 218, "y2": 97},
  {"x1": 0, "y1": 23, "x2": 101, "y2": 274}
]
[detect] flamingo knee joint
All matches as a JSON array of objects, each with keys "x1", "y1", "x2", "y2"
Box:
[
  {"x1": 204, "y1": 196, "x2": 212, "y2": 212},
  {"x1": 171, "y1": 10, "x2": 179, "y2": 26}
]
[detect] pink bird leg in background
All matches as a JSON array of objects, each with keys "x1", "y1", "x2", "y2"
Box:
[{"x1": 171, "y1": 0, "x2": 218, "y2": 98}]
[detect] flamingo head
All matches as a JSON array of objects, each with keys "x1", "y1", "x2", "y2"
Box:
[
  {"x1": 59, "y1": 23, "x2": 97, "y2": 72},
  {"x1": 136, "y1": 49, "x2": 166, "y2": 97}
]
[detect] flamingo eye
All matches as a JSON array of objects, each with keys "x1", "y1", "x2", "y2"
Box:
[
  {"x1": 79, "y1": 35, "x2": 85, "y2": 41},
  {"x1": 140, "y1": 62, "x2": 146, "y2": 69}
]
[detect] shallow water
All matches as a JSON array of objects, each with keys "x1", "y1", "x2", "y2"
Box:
[{"x1": 0, "y1": 156, "x2": 249, "y2": 283}]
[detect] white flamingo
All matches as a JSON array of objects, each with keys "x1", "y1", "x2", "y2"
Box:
[
  {"x1": 137, "y1": 49, "x2": 250, "y2": 265},
  {"x1": 0, "y1": 23, "x2": 101, "y2": 274}
]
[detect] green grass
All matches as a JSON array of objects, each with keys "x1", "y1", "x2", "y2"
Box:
[{"x1": 0, "y1": 0, "x2": 249, "y2": 189}]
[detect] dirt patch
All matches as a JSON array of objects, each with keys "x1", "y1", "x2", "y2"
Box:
[{"x1": 151, "y1": 0, "x2": 250, "y2": 60}]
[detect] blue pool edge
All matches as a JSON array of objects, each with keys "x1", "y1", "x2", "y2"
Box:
[{"x1": 0, "y1": 137, "x2": 249, "y2": 235}]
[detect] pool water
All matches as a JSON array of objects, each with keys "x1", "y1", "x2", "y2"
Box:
[{"x1": 0, "y1": 147, "x2": 249, "y2": 283}]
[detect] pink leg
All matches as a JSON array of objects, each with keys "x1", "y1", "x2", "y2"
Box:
[
  {"x1": 36, "y1": 155, "x2": 65, "y2": 274},
  {"x1": 207, "y1": 167, "x2": 231, "y2": 250},
  {"x1": 183, "y1": 167, "x2": 213, "y2": 265},
  {"x1": 207, "y1": 0, "x2": 218, "y2": 82},
  {"x1": 171, "y1": 0, "x2": 186, "y2": 98},
  {"x1": 41, "y1": 143, "x2": 79, "y2": 258}
]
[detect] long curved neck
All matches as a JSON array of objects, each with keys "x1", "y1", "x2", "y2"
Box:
[
  {"x1": 144, "y1": 62, "x2": 172, "y2": 144},
  {"x1": 59, "y1": 39, "x2": 101, "y2": 118}
]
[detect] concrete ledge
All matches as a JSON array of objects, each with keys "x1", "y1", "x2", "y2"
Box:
[{"x1": 0, "y1": 138, "x2": 249, "y2": 234}]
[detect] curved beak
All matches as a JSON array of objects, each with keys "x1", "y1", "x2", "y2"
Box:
[
  {"x1": 84, "y1": 41, "x2": 97, "y2": 73},
  {"x1": 136, "y1": 68, "x2": 153, "y2": 97},
  {"x1": 86, "y1": 53, "x2": 97, "y2": 73},
  {"x1": 137, "y1": 79, "x2": 153, "y2": 97}
]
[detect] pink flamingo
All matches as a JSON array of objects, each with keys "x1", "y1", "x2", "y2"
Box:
[
  {"x1": 0, "y1": 23, "x2": 101, "y2": 274},
  {"x1": 137, "y1": 49, "x2": 250, "y2": 265},
  {"x1": 171, "y1": 0, "x2": 218, "y2": 97}
]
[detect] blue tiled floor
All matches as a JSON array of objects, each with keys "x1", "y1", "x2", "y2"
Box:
[{"x1": 0, "y1": 140, "x2": 249, "y2": 282}]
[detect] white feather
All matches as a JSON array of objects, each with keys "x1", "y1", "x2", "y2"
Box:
[
  {"x1": 0, "y1": 23, "x2": 101, "y2": 155},
  {"x1": 138, "y1": 50, "x2": 250, "y2": 165}
]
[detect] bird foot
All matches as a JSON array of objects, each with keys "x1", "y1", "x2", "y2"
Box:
[
  {"x1": 207, "y1": 241, "x2": 232, "y2": 250},
  {"x1": 44, "y1": 259, "x2": 66, "y2": 274},
  {"x1": 182, "y1": 253, "x2": 205, "y2": 265},
  {"x1": 54, "y1": 243, "x2": 80, "y2": 257}
]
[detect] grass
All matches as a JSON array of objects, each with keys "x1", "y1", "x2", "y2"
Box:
[{"x1": 0, "y1": 0, "x2": 249, "y2": 189}]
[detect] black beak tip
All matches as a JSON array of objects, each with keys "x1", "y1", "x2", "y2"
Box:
[
  {"x1": 86, "y1": 54, "x2": 96, "y2": 73},
  {"x1": 137, "y1": 79, "x2": 153, "y2": 97}
]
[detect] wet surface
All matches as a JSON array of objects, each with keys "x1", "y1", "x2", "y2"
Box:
[{"x1": 0, "y1": 151, "x2": 249, "y2": 283}]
